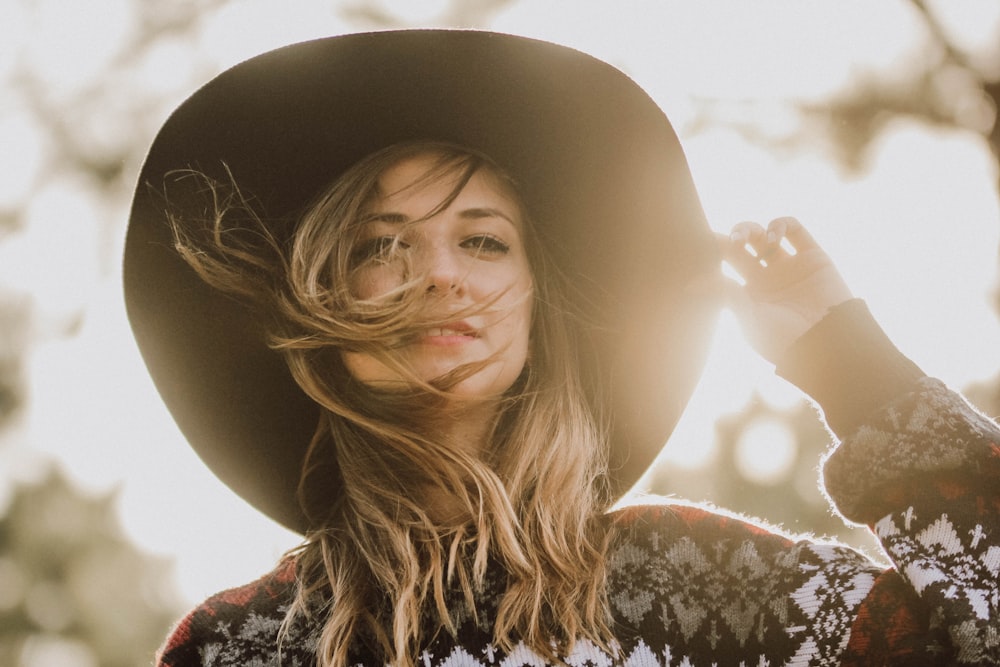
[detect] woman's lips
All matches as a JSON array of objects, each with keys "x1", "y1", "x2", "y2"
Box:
[{"x1": 420, "y1": 322, "x2": 478, "y2": 345}]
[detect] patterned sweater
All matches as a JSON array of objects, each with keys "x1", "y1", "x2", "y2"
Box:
[{"x1": 156, "y1": 302, "x2": 1000, "y2": 665}]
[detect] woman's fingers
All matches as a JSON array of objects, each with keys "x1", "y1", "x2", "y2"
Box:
[
  {"x1": 721, "y1": 218, "x2": 794, "y2": 278},
  {"x1": 722, "y1": 216, "x2": 820, "y2": 277},
  {"x1": 768, "y1": 216, "x2": 818, "y2": 254},
  {"x1": 728, "y1": 220, "x2": 762, "y2": 246},
  {"x1": 717, "y1": 237, "x2": 755, "y2": 282},
  {"x1": 716, "y1": 216, "x2": 855, "y2": 362}
]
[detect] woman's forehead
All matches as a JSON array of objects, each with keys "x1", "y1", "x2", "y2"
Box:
[{"x1": 371, "y1": 154, "x2": 525, "y2": 223}]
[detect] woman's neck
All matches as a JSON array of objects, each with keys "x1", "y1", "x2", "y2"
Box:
[
  {"x1": 419, "y1": 398, "x2": 502, "y2": 523},
  {"x1": 435, "y1": 397, "x2": 501, "y2": 457}
]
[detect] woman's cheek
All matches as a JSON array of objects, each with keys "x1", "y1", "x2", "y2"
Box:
[
  {"x1": 341, "y1": 350, "x2": 392, "y2": 386},
  {"x1": 351, "y1": 267, "x2": 393, "y2": 299}
]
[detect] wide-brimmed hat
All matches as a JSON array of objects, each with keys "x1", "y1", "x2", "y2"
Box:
[{"x1": 125, "y1": 30, "x2": 721, "y2": 534}]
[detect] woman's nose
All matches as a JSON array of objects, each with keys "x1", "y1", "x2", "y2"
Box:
[{"x1": 421, "y1": 243, "x2": 465, "y2": 294}]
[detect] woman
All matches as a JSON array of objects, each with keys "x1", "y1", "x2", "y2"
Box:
[{"x1": 126, "y1": 31, "x2": 999, "y2": 665}]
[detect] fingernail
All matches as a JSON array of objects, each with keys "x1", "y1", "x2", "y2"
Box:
[
  {"x1": 729, "y1": 231, "x2": 744, "y2": 244},
  {"x1": 766, "y1": 231, "x2": 778, "y2": 244}
]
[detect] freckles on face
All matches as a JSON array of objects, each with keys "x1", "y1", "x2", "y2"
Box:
[{"x1": 341, "y1": 154, "x2": 534, "y2": 400}]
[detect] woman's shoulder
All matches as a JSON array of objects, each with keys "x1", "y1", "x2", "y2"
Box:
[
  {"x1": 608, "y1": 500, "x2": 798, "y2": 542},
  {"x1": 605, "y1": 499, "x2": 881, "y2": 573},
  {"x1": 609, "y1": 500, "x2": 760, "y2": 529},
  {"x1": 156, "y1": 558, "x2": 301, "y2": 667},
  {"x1": 603, "y1": 501, "x2": 884, "y2": 661}
]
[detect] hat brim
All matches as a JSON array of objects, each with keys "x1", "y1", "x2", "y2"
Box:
[{"x1": 125, "y1": 30, "x2": 721, "y2": 534}]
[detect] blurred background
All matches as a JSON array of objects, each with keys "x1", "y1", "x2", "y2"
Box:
[{"x1": 1, "y1": 0, "x2": 998, "y2": 664}]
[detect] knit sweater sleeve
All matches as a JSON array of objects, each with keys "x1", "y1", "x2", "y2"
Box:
[{"x1": 777, "y1": 299, "x2": 1000, "y2": 664}]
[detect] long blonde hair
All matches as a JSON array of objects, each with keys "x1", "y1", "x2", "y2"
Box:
[{"x1": 168, "y1": 141, "x2": 614, "y2": 666}]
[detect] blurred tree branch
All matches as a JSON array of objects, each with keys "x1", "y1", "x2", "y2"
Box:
[
  {"x1": 8, "y1": 0, "x2": 231, "y2": 195},
  {"x1": 341, "y1": 0, "x2": 515, "y2": 28},
  {"x1": 657, "y1": 1, "x2": 1000, "y2": 535},
  {"x1": 0, "y1": 0, "x2": 231, "y2": 433},
  {"x1": 691, "y1": 1, "x2": 999, "y2": 178},
  {"x1": 802, "y1": 0, "x2": 999, "y2": 177}
]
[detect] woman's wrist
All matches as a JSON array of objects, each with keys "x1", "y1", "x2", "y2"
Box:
[{"x1": 776, "y1": 298, "x2": 925, "y2": 437}]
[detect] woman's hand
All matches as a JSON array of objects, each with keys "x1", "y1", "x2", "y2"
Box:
[{"x1": 718, "y1": 217, "x2": 854, "y2": 364}]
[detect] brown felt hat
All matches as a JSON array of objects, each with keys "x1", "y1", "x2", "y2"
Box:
[{"x1": 125, "y1": 30, "x2": 721, "y2": 533}]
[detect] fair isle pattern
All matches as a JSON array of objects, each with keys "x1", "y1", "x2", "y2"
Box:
[
  {"x1": 197, "y1": 609, "x2": 315, "y2": 667},
  {"x1": 785, "y1": 545, "x2": 876, "y2": 665},
  {"x1": 823, "y1": 377, "x2": 1000, "y2": 524},
  {"x1": 157, "y1": 506, "x2": 884, "y2": 667},
  {"x1": 606, "y1": 506, "x2": 879, "y2": 666},
  {"x1": 362, "y1": 638, "x2": 780, "y2": 667},
  {"x1": 157, "y1": 382, "x2": 1000, "y2": 666},
  {"x1": 874, "y1": 489, "x2": 1000, "y2": 663}
]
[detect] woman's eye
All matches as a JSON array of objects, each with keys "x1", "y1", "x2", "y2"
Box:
[
  {"x1": 463, "y1": 234, "x2": 510, "y2": 256},
  {"x1": 352, "y1": 236, "x2": 407, "y2": 264}
]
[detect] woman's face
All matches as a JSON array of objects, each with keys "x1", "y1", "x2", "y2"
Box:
[{"x1": 341, "y1": 153, "x2": 534, "y2": 401}]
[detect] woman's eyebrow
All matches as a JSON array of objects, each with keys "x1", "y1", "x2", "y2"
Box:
[
  {"x1": 363, "y1": 208, "x2": 517, "y2": 226},
  {"x1": 361, "y1": 212, "x2": 409, "y2": 224},
  {"x1": 459, "y1": 207, "x2": 516, "y2": 226}
]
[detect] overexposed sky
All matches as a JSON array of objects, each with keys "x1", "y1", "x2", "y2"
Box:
[{"x1": 1, "y1": 0, "x2": 998, "y2": 606}]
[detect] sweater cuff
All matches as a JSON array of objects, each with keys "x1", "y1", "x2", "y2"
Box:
[
  {"x1": 822, "y1": 377, "x2": 1000, "y2": 523},
  {"x1": 775, "y1": 299, "x2": 925, "y2": 438}
]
